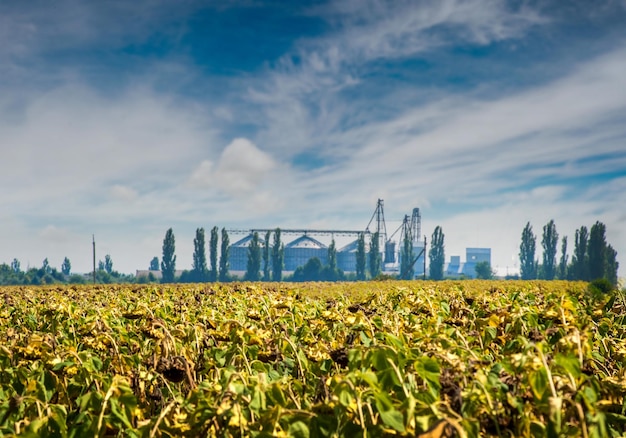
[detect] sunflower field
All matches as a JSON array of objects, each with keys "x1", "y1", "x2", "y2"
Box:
[{"x1": 1, "y1": 280, "x2": 625, "y2": 437}]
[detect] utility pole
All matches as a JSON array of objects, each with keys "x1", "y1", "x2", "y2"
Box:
[
  {"x1": 92, "y1": 235, "x2": 96, "y2": 284},
  {"x1": 423, "y1": 235, "x2": 427, "y2": 280}
]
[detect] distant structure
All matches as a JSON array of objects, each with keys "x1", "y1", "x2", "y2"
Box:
[
  {"x1": 135, "y1": 269, "x2": 184, "y2": 280},
  {"x1": 284, "y1": 235, "x2": 328, "y2": 271},
  {"x1": 226, "y1": 199, "x2": 427, "y2": 277},
  {"x1": 445, "y1": 248, "x2": 492, "y2": 278}
]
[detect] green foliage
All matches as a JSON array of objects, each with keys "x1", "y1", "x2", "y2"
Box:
[
  {"x1": 104, "y1": 255, "x2": 113, "y2": 274},
  {"x1": 520, "y1": 222, "x2": 537, "y2": 280},
  {"x1": 149, "y1": 256, "x2": 159, "y2": 271},
  {"x1": 272, "y1": 228, "x2": 284, "y2": 282},
  {"x1": 572, "y1": 226, "x2": 589, "y2": 281},
  {"x1": 605, "y1": 244, "x2": 619, "y2": 287},
  {"x1": 263, "y1": 230, "x2": 271, "y2": 281},
  {"x1": 328, "y1": 239, "x2": 337, "y2": 271},
  {"x1": 474, "y1": 261, "x2": 494, "y2": 279},
  {"x1": 219, "y1": 228, "x2": 230, "y2": 282},
  {"x1": 399, "y1": 231, "x2": 414, "y2": 280},
  {"x1": 210, "y1": 226, "x2": 219, "y2": 282},
  {"x1": 11, "y1": 258, "x2": 20, "y2": 273},
  {"x1": 161, "y1": 228, "x2": 177, "y2": 283},
  {"x1": 429, "y1": 226, "x2": 445, "y2": 280},
  {"x1": 355, "y1": 233, "x2": 366, "y2": 280},
  {"x1": 292, "y1": 257, "x2": 323, "y2": 282},
  {"x1": 245, "y1": 232, "x2": 262, "y2": 281},
  {"x1": 2, "y1": 280, "x2": 625, "y2": 436},
  {"x1": 558, "y1": 236, "x2": 568, "y2": 280},
  {"x1": 588, "y1": 278, "x2": 615, "y2": 294},
  {"x1": 369, "y1": 232, "x2": 382, "y2": 279},
  {"x1": 192, "y1": 228, "x2": 208, "y2": 282},
  {"x1": 541, "y1": 219, "x2": 558, "y2": 280},
  {"x1": 588, "y1": 221, "x2": 607, "y2": 281},
  {"x1": 61, "y1": 257, "x2": 71, "y2": 276}
]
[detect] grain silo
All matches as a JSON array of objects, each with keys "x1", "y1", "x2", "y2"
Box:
[{"x1": 284, "y1": 235, "x2": 327, "y2": 271}]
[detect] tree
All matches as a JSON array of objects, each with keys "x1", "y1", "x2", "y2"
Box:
[
  {"x1": 192, "y1": 228, "x2": 208, "y2": 282},
  {"x1": 400, "y1": 231, "x2": 414, "y2": 280},
  {"x1": 42, "y1": 258, "x2": 51, "y2": 274},
  {"x1": 355, "y1": 233, "x2": 366, "y2": 280},
  {"x1": 271, "y1": 228, "x2": 284, "y2": 281},
  {"x1": 429, "y1": 226, "x2": 445, "y2": 280},
  {"x1": 245, "y1": 232, "x2": 262, "y2": 281},
  {"x1": 293, "y1": 257, "x2": 323, "y2": 282},
  {"x1": 571, "y1": 226, "x2": 589, "y2": 281},
  {"x1": 519, "y1": 222, "x2": 537, "y2": 280},
  {"x1": 210, "y1": 226, "x2": 218, "y2": 282},
  {"x1": 322, "y1": 239, "x2": 342, "y2": 281},
  {"x1": 475, "y1": 261, "x2": 494, "y2": 279},
  {"x1": 541, "y1": 220, "x2": 558, "y2": 280},
  {"x1": 104, "y1": 255, "x2": 113, "y2": 274},
  {"x1": 605, "y1": 244, "x2": 619, "y2": 287},
  {"x1": 149, "y1": 257, "x2": 159, "y2": 271},
  {"x1": 161, "y1": 228, "x2": 177, "y2": 283},
  {"x1": 588, "y1": 221, "x2": 607, "y2": 281},
  {"x1": 558, "y1": 236, "x2": 568, "y2": 280},
  {"x1": 219, "y1": 228, "x2": 229, "y2": 282},
  {"x1": 369, "y1": 232, "x2": 382, "y2": 279},
  {"x1": 328, "y1": 239, "x2": 337, "y2": 271},
  {"x1": 263, "y1": 230, "x2": 271, "y2": 281},
  {"x1": 98, "y1": 260, "x2": 105, "y2": 271},
  {"x1": 61, "y1": 257, "x2": 71, "y2": 276},
  {"x1": 11, "y1": 258, "x2": 20, "y2": 273}
]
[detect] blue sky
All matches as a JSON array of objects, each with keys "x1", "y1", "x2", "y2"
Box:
[{"x1": 1, "y1": 0, "x2": 625, "y2": 276}]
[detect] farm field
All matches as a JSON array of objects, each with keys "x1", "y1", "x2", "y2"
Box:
[{"x1": 1, "y1": 280, "x2": 625, "y2": 437}]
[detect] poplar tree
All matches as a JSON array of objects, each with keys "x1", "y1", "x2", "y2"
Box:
[
  {"x1": 245, "y1": 232, "x2": 261, "y2": 281},
  {"x1": 588, "y1": 221, "x2": 607, "y2": 281},
  {"x1": 429, "y1": 226, "x2": 445, "y2": 280},
  {"x1": 149, "y1": 257, "x2": 159, "y2": 271},
  {"x1": 263, "y1": 230, "x2": 271, "y2": 281},
  {"x1": 61, "y1": 257, "x2": 71, "y2": 276},
  {"x1": 369, "y1": 232, "x2": 382, "y2": 279},
  {"x1": 209, "y1": 226, "x2": 218, "y2": 282},
  {"x1": 519, "y1": 222, "x2": 537, "y2": 280},
  {"x1": 355, "y1": 233, "x2": 366, "y2": 280},
  {"x1": 400, "y1": 231, "x2": 414, "y2": 280},
  {"x1": 606, "y1": 244, "x2": 619, "y2": 287},
  {"x1": 571, "y1": 226, "x2": 589, "y2": 281},
  {"x1": 271, "y1": 228, "x2": 284, "y2": 281},
  {"x1": 541, "y1": 220, "x2": 558, "y2": 280},
  {"x1": 192, "y1": 227, "x2": 208, "y2": 282},
  {"x1": 558, "y1": 236, "x2": 568, "y2": 280},
  {"x1": 219, "y1": 228, "x2": 229, "y2": 282},
  {"x1": 161, "y1": 228, "x2": 177, "y2": 283}
]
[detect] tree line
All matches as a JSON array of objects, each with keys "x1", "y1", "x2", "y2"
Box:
[
  {"x1": 0, "y1": 254, "x2": 134, "y2": 285},
  {"x1": 519, "y1": 220, "x2": 619, "y2": 285},
  {"x1": 0, "y1": 220, "x2": 618, "y2": 285}
]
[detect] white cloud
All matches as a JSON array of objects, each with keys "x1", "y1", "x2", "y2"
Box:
[
  {"x1": 110, "y1": 185, "x2": 139, "y2": 202},
  {"x1": 189, "y1": 138, "x2": 278, "y2": 196}
]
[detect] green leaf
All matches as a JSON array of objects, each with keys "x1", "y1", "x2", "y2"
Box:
[
  {"x1": 378, "y1": 409, "x2": 405, "y2": 432},
  {"x1": 554, "y1": 354, "x2": 581, "y2": 379},
  {"x1": 529, "y1": 369, "x2": 548, "y2": 400},
  {"x1": 288, "y1": 421, "x2": 310, "y2": 438},
  {"x1": 415, "y1": 357, "x2": 440, "y2": 390}
]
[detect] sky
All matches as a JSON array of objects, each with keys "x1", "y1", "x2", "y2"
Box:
[{"x1": 1, "y1": 0, "x2": 625, "y2": 277}]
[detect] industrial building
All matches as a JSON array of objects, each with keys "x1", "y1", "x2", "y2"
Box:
[
  {"x1": 226, "y1": 200, "x2": 427, "y2": 278},
  {"x1": 284, "y1": 235, "x2": 328, "y2": 271},
  {"x1": 445, "y1": 248, "x2": 492, "y2": 278}
]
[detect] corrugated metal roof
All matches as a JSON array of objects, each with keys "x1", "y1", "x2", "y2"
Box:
[
  {"x1": 338, "y1": 239, "x2": 370, "y2": 253},
  {"x1": 231, "y1": 234, "x2": 266, "y2": 248},
  {"x1": 285, "y1": 235, "x2": 327, "y2": 249}
]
